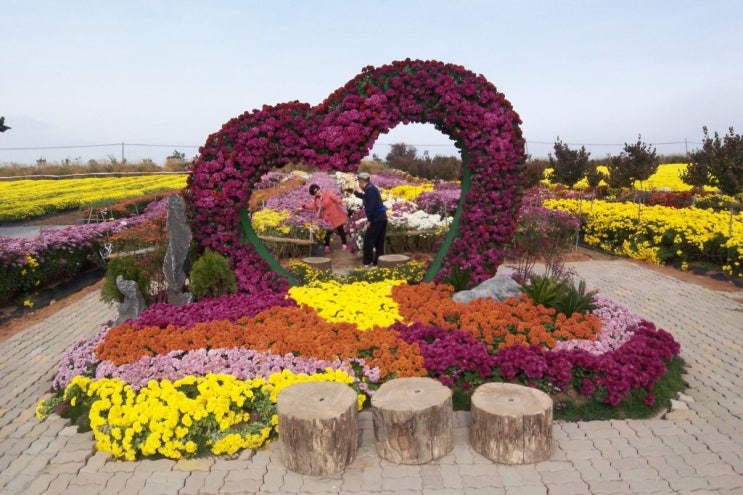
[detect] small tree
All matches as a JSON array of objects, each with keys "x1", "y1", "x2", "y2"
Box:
[
  {"x1": 522, "y1": 159, "x2": 548, "y2": 189},
  {"x1": 548, "y1": 138, "x2": 590, "y2": 188},
  {"x1": 605, "y1": 136, "x2": 659, "y2": 190},
  {"x1": 682, "y1": 127, "x2": 743, "y2": 196},
  {"x1": 385, "y1": 143, "x2": 418, "y2": 169},
  {"x1": 584, "y1": 159, "x2": 607, "y2": 190},
  {"x1": 189, "y1": 250, "x2": 237, "y2": 300}
]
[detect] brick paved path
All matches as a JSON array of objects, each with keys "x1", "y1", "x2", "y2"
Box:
[{"x1": 1, "y1": 259, "x2": 742, "y2": 494}]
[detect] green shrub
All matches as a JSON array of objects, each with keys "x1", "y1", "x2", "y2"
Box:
[
  {"x1": 553, "y1": 279, "x2": 598, "y2": 317},
  {"x1": 101, "y1": 256, "x2": 150, "y2": 304},
  {"x1": 189, "y1": 251, "x2": 237, "y2": 300},
  {"x1": 519, "y1": 273, "x2": 597, "y2": 316},
  {"x1": 441, "y1": 264, "x2": 472, "y2": 292}
]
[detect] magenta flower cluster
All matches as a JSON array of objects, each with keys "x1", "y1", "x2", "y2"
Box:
[
  {"x1": 187, "y1": 59, "x2": 526, "y2": 294},
  {"x1": 393, "y1": 318, "x2": 679, "y2": 407},
  {"x1": 130, "y1": 291, "x2": 296, "y2": 330}
]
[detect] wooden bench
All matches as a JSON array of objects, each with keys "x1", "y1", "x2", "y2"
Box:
[
  {"x1": 377, "y1": 254, "x2": 410, "y2": 269},
  {"x1": 277, "y1": 381, "x2": 358, "y2": 475},
  {"x1": 371, "y1": 377, "x2": 453, "y2": 464},
  {"x1": 258, "y1": 235, "x2": 313, "y2": 246},
  {"x1": 301, "y1": 257, "x2": 332, "y2": 271},
  {"x1": 470, "y1": 383, "x2": 553, "y2": 464}
]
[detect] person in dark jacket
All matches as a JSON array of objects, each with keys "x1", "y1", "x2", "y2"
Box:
[{"x1": 353, "y1": 172, "x2": 387, "y2": 267}]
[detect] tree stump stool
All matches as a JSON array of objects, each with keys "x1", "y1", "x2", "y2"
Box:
[
  {"x1": 301, "y1": 256, "x2": 332, "y2": 272},
  {"x1": 277, "y1": 381, "x2": 358, "y2": 475},
  {"x1": 371, "y1": 377, "x2": 453, "y2": 464},
  {"x1": 377, "y1": 254, "x2": 410, "y2": 269},
  {"x1": 470, "y1": 383, "x2": 553, "y2": 464}
]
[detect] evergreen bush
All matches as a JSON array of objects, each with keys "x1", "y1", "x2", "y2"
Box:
[{"x1": 189, "y1": 250, "x2": 237, "y2": 300}]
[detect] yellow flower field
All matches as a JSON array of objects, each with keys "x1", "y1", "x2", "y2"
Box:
[{"x1": 0, "y1": 174, "x2": 187, "y2": 223}]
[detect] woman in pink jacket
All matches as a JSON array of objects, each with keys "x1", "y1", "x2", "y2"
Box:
[{"x1": 299, "y1": 183, "x2": 349, "y2": 252}]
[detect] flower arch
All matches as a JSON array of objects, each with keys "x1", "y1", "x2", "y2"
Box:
[{"x1": 186, "y1": 59, "x2": 526, "y2": 294}]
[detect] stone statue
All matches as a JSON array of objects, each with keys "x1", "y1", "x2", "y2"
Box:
[
  {"x1": 115, "y1": 275, "x2": 147, "y2": 325},
  {"x1": 163, "y1": 193, "x2": 193, "y2": 305}
]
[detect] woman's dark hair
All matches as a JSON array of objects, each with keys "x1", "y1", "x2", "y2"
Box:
[{"x1": 308, "y1": 184, "x2": 320, "y2": 195}]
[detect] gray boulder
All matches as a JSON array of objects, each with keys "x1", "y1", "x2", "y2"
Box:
[{"x1": 452, "y1": 275, "x2": 522, "y2": 304}]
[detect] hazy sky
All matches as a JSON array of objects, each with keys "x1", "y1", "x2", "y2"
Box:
[{"x1": 2, "y1": 0, "x2": 742, "y2": 166}]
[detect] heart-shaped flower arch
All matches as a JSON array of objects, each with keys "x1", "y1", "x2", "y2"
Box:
[{"x1": 186, "y1": 59, "x2": 526, "y2": 295}]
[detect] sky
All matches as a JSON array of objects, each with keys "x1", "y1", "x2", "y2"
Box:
[{"x1": 2, "y1": 0, "x2": 743, "y2": 167}]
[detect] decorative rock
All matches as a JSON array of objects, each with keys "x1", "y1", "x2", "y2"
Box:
[
  {"x1": 452, "y1": 275, "x2": 522, "y2": 303},
  {"x1": 371, "y1": 377, "x2": 453, "y2": 464},
  {"x1": 163, "y1": 193, "x2": 193, "y2": 305},
  {"x1": 301, "y1": 256, "x2": 332, "y2": 271},
  {"x1": 377, "y1": 254, "x2": 410, "y2": 269},
  {"x1": 470, "y1": 383, "x2": 553, "y2": 464},
  {"x1": 115, "y1": 275, "x2": 147, "y2": 325},
  {"x1": 277, "y1": 381, "x2": 358, "y2": 476}
]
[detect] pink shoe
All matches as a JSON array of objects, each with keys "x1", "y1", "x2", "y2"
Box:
[
  {"x1": 324, "y1": 245, "x2": 330, "y2": 253},
  {"x1": 341, "y1": 244, "x2": 348, "y2": 251}
]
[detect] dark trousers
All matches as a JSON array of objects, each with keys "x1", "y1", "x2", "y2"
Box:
[
  {"x1": 324, "y1": 225, "x2": 347, "y2": 246},
  {"x1": 363, "y1": 220, "x2": 387, "y2": 265}
]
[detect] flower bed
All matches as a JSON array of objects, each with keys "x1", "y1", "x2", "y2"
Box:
[
  {"x1": 39, "y1": 265, "x2": 680, "y2": 460},
  {"x1": 0, "y1": 199, "x2": 169, "y2": 304},
  {"x1": 544, "y1": 197, "x2": 743, "y2": 277}
]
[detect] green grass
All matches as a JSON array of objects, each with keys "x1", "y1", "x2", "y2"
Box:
[{"x1": 449, "y1": 356, "x2": 687, "y2": 421}]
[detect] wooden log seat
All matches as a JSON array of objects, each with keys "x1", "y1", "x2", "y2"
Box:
[
  {"x1": 277, "y1": 381, "x2": 358, "y2": 476},
  {"x1": 376, "y1": 254, "x2": 410, "y2": 269},
  {"x1": 300, "y1": 256, "x2": 332, "y2": 272},
  {"x1": 470, "y1": 383, "x2": 553, "y2": 464},
  {"x1": 371, "y1": 377, "x2": 453, "y2": 464}
]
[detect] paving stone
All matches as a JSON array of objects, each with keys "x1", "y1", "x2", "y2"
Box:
[{"x1": 1, "y1": 259, "x2": 743, "y2": 494}]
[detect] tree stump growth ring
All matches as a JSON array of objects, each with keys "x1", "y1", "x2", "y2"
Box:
[
  {"x1": 301, "y1": 256, "x2": 332, "y2": 271},
  {"x1": 277, "y1": 381, "x2": 358, "y2": 475},
  {"x1": 371, "y1": 377, "x2": 453, "y2": 464},
  {"x1": 470, "y1": 382, "x2": 553, "y2": 464},
  {"x1": 377, "y1": 254, "x2": 410, "y2": 269}
]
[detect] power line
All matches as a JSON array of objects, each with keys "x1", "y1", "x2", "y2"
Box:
[
  {"x1": 1, "y1": 140, "x2": 703, "y2": 152},
  {"x1": 0, "y1": 143, "x2": 201, "y2": 151}
]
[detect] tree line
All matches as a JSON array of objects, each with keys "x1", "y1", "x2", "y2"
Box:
[
  {"x1": 381, "y1": 126, "x2": 743, "y2": 197},
  {"x1": 544, "y1": 127, "x2": 743, "y2": 196}
]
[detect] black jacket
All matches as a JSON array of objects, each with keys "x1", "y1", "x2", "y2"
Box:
[{"x1": 354, "y1": 182, "x2": 387, "y2": 223}]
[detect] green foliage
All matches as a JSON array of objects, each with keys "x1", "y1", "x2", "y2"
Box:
[
  {"x1": 342, "y1": 262, "x2": 426, "y2": 285},
  {"x1": 548, "y1": 138, "x2": 591, "y2": 188},
  {"x1": 101, "y1": 256, "x2": 150, "y2": 304},
  {"x1": 189, "y1": 251, "x2": 238, "y2": 300},
  {"x1": 554, "y1": 356, "x2": 687, "y2": 421},
  {"x1": 553, "y1": 279, "x2": 598, "y2": 317},
  {"x1": 519, "y1": 273, "x2": 566, "y2": 308},
  {"x1": 289, "y1": 260, "x2": 427, "y2": 286},
  {"x1": 682, "y1": 126, "x2": 743, "y2": 196},
  {"x1": 605, "y1": 135, "x2": 659, "y2": 189},
  {"x1": 441, "y1": 264, "x2": 472, "y2": 292},
  {"x1": 519, "y1": 273, "x2": 597, "y2": 317}
]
